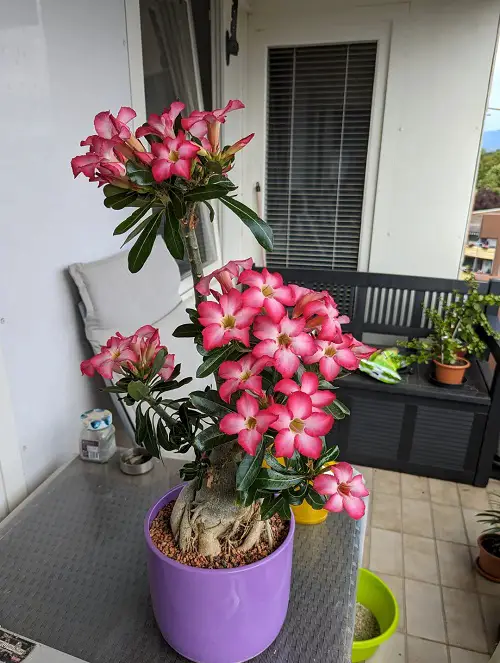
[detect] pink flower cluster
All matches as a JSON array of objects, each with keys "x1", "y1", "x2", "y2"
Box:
[
  {"x1": 71, "y1": 101, "x2": 253, "y2": 187},
  {"x1": 80, "y1": 325, "x2": 174, "y2": 382}
]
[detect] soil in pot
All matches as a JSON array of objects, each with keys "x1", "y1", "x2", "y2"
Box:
[
  {"x1": 433, "y1": 358, "x2": 470, "y2": 385},
  {"x1": 354, "y1": 603, "x2": 381, "y2": 641},
  {"x1": 150, "y1": 500, "x2": 289, "y2": 569}
]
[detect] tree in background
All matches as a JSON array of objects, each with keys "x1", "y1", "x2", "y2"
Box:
[{"x1": 475, "y1": 149, "x2": 500, "y2": 210}]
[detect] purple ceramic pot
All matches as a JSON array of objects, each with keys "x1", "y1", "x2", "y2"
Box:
[{"x1": 144, "y1": 484, "x2": 295, "y2": 663}]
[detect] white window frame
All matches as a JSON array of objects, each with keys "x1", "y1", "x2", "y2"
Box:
[{"x1": 124, "y1": 0, "x2": 223, "y2": 298}]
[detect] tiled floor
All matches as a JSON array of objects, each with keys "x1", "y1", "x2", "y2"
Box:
[{"x1": 357, "y1": 467, "x2": 500, "y2": 662}]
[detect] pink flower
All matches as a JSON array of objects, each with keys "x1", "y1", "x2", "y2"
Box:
[
  {"x1": 274, "y1": 371, "x2": 335, "y2": 411},
  {"x1": 239, "y1": 268, "x2": 295, "y2": 323},
  {"x1": 349, "y1": 336, "x2": 376, "y2": 359},
  {"x1": 303, "y1": 336, "x2": 363, "y2": 381},
  {"x1": 150, "y1": 132, "x2": 200, "y2": 181},
  {"x1": 313, "y1": 463, "x2": 369, "y2": 519},
  {"x1": 219, "y1": 392, "x2": 277, "y2": 455},
  {"x1": 290, "y1": 286, "x2": 324, "y2": 318},
  {"x1": 130, "y1": 325, "x2": 175, "y2": 380},
  {"x1": 181, "y1": 99, "x2": 245, "y2": 152},
  {"x1": 253, "y1": 314, "x2": 316, "y2": 378},
  {"x1": 136, "y1": 101, "x2": 185, "y2": 140},
  {"x1": 218, "y1": 355, "x2": 270, "y2": 402},
  {"x1": 81, "y1": 333, "x2": 137, "y2": 380},
  {"x1": 195, "y1": 258, "x2": 253, "y2": 298},
  {"x1": 198, "y1": 289, "x2": 260, "y2": 350},
  {"x1": 303, "y1": 293, "x2": 349, "y2": 341},
  {"x1": 223, "y1": 133, "x2": 255, "y2": 157},
  {"x1": 71, "y1": 136, "x2": 128, "y2": 186},
  {"x1": 94, "y1": 106, "x2": 136, "y2": 141},
  {"x1": 268, "y1": 392, "x2": 334, "y2": 459}
]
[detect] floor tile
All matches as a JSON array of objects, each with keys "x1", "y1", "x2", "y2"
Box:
[
  {"x1": 486, "y1": 478, "x2": 500, "y2": 494},
  {"x1": 429, "y1": 478, "x2": 460, "y2": 505},
  {"x1": 405, "y1": 579, "x2": 446, "y2": 643},
  {"x1": 374, "y1": 469, "x2": 401, "y2": 496},
  {"x1": 369, "y1": 528, "x2": 403, "y2": 576},
  {"x1": 372, "y1": 492, "x2": 402, "y2": 532},
  {"x1": 437, "y1": 540, "x2": 476, "y2": 591},
  {"x1": 479, "y1": 594, "x2": 500, "y2": 653},
  {"x1": 457, "y1": 484, "x2": 491, "y2": 510},
  {"x1": 402, "y1": 474, "x2": 430, "y2": 501},
  {"x1": 443, "y1": 587, "x2": 488, "y2": 653},
  {"x1": 449, "y1": 648, "x2": 490, "y2": 662},
  {"x1": 378, "y1": 573, "x2": 405, "y2": 632},
  {"x1": 475, "y1": 565, "x2": 500, "y2": 596},
  {"x1": 463, "y1": 508, "x2": 485, "y2": 546},
  {"x1": 356, "y1": 465, "x2": 373, "y2": 489},
  {"x1": 402, "y1": 498, "x2": 433, "y2": 537},
  {"x1": 489, "y1": 492, "x2": 500, "y2": 508},
  {"x1": 371, "y1": 631, "x2": 406, "y2": 662},
  {"x1": 404, "y1": 534, "x2": 439, "y2": 584},
  {"x1": 432, "y1": 504, "x2": 467, "y2": 544},
  {"x1": 407, "y1": 636, "x2": 447, "y2": 663}
]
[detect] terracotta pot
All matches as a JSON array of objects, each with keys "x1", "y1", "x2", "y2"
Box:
[
  {"x1": 433, "y1": 358, "x2": 470, "y2": 385},
  {"x1": 477, "y1": 534, "x2": 500, "y2": 581}
]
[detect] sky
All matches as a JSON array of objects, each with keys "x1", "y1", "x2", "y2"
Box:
[{"x1": 484, "y1": 45, "x2": 500, "y2": 133}]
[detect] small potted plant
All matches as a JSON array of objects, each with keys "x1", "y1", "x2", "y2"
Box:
[
  {"x1": 73, "y1": 101, "x2": 373, "y2": 663},
  {"x1": 400, "y1": 272, "x2": 500, "y2": 385},
  {"x1": 476, "y1": 495, "x2": 500, "y2": 582}
]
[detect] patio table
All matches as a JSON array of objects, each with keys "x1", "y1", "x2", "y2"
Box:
[{"x1": 0, "y1": 452, "x2": 362, "y2": 663}]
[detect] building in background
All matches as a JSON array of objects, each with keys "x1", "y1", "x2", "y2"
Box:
[{"x1": 461, "y1": 209, "x2": 500, "y2": 280}]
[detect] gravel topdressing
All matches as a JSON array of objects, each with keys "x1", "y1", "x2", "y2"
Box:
[
  {"x1": 149, "y1": 500, "x2": 289, "y2": 569},
  {"x1": 354, "y1": 603, "x2": 381, "y2": 641}
]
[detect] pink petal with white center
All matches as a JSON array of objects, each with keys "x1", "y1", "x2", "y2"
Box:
[
  {"x1": 301, "y1": 372, "x2": 319, "y2": 395},
  {"x1": 167, "y1": 101, "x2": 185, "y2": 121},
  {"x1": 238, "y1": 429, "x2": 261, "y2": 456},
  {"x1": 234, "y1": 306, "x2": 260, "y2": 328},
  {"x1": 267, "y1": 404, "x2": 292, "y2": 431},
  {"x1": 152, "y1": 159, "x2": 173, "y2": 182},
  {"x1": 304, "y1": 411, "x2": 334, "y2": 436},
  {"x1": 334, "y1": 348, "x2": 359, "y2": 370},
  {"x1": 172, "y1": 159, "x2": 192, "y2": 180},
  {"x1": 310, "y1": 391, "x2": 336, "y2": 408},
  {"x1": 263, "y1": 297, "x2": 286, "y2": 323},
  {"x1": 319, "y1": 356, "x2": 341, "y2": 381},
  {"x1": 215, "y1": 99, "x2": 245, "y2": 120},
  {"x1": 236, "y1": 392, "x2": 259, "y2": 418},
  {"x1": 274, "y1": 428, "x2": 295, "y2": 458},
  {"x1": 90, "y1": 353, "x2": 114, "y2": 379},
  {"x1": 202, "y1": 325, "x2": 225, "y2": 350},
  {"x1": 253, "y1": 339, "x2": 279, "y2": 359},
  {"x1": 228, "y1": 327, "x2": 250, "y2": 347},
  {"x1": 219, "y1": 360, "x2": 242, "y2": 379},
  {"x1": 220, "y1": 288, "x2": 241, "y2": 316},
  {"x1": 80, "y1": 359, "x2": 95, "y2": 377},
  {"x1": 332, "y1": 461, "x2": 354, "y2": 485},
  {"x1": 324, "y1": 492, "x2": 344, "y2": 513},
  {"x1": 244, "y1": 375, "x2": 263, "y2": 395},
  {"x1": 295, "y1": 432, "x2": 323, "y2": 459},
  {"x1": 135, "y1": 151, "x2": 154, "y2": 165},
  {"x1": 250, "y1": 355, "x2": 271, "y2": 374},
  {"x1": 198, "y1": 301, "x2": 223, "y2": 325},
  {"x1": 280, "y1": 316, "x2": 305, "y2": 337},
  {"x1": 290, "y1": 332, "x2": 316, "y2": 357},
  {"x1": 117, "y1": 106, "x2": 136, "y2": 124},
  {"x1": 239, "y1": 269, "x2": 264, "y2": 288},
  {"x1": 287, "y1": 391, "x2": 313, "y2": 419},
  {"x1": 219, "y1": 379, "x2": 239, "y2": 403},
  {"x1": 151, "y1": 142, "x2": 170, "y2": 158},
  {"x1": 274, "y1": 378, "x2": 299, "y2": 396},
  {"x1": 342, "y1": 494, "x2": 366, "y2": 520},
  {"x1": 185, "y1": 118, "x2": 208, "y2": 138},
  {"x1": 242, "y1": 287, "x2": 265, "y2": 309},
  {"x1": 94, "y1": 111, "x2": 114, "y2": 138},
  {"x1": 261, "y1": 268, "x2": 283, "y2": 289},
  {"x1": 195, "y1": 274, "x2": 213, "y2": 296},
  {"x1": 253, "y1": 316, "x2": 279, "y2": 341},
  {"x1": 274, "y1": 285, "x2": 295, "y2": 306},
  {"x1": 274, "y1": 347, "x2": 300, "y2": 378},
  {"x1": 178, "y1": 141, "x2": 201, "y2": 159},
  {"x1": 255, "y1": 411, "x2": 278, "y2": 432},
  {"x1": 349, "y1": 474, "x2": 370, "y2": 498},
  {"x1": 313, "y1": 473, "x2": 338, "y2": 495},
  {"x1": 219, "y1": 412, "x2": 245, "y2": 435}
]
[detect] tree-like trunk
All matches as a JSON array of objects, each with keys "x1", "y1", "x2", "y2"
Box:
[{"x1": 171, "y1": 206, "x2": 269, "y2": 557}]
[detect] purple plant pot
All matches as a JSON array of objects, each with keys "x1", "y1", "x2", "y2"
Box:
[{"x1": 144, "y1": 484, "x2": 295, "y2": 663}]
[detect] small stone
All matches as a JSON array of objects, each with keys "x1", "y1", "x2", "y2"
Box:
[{"x1": 354, "y1": 603, "x2": 381, "y2": 641}]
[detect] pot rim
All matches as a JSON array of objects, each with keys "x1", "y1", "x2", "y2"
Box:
[
  {"x1": 477, "y1": 532, "x2": 500, "y2": 558},
  {"x1": 144, "y1": 483, "x2": 295, "y2": 575},
  {"x1": 433, "y1": 358, "x2": 471, "y2": 370}
]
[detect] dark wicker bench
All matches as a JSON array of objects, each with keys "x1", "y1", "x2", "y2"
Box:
[{"x1": 278, "y1": 269, "x2": 500, "y2": 486}]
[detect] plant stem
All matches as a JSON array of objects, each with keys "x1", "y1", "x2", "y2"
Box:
[{"x1": 181, "y1": 203, "x2": 205, "y2": 307}]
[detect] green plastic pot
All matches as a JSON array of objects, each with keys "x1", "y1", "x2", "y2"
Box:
[{"x1": 352, "y1": 568, "x2": 399, "y2": 662}]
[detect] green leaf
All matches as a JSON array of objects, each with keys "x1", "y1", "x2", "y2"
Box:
[
  {"x1": 185, "y1": 184, "x2": 230, "y2": 202},
  {"x1": 126, "y1": 160, "x2": 155, "y2": 186},
  {"x1": 163, "y1": 203, "x2": 184, "y2": 259},
  {"x1": 173, "y1": 323, "x2": 200, "y2": 338},
  {"x1": 260, "y1": 494, "x2": 287, "y2": 520},
  {"x1": 324, "y1": 399, "x2": 350, "y2": 420},
  {"x1": 103, "y1": 184, "x2": 127, "y2": 198},
  {"x1": 127, "y1": 381, "x2": 150, "y2": 401},
  {"x1": 152, "y1": 377, "x2": 192, "y2": 393},
  {"x1": 135, "y1": 406, "x2": 147, "y2": 446},
  {"x1": 169, "y1": 188, "x2": 186, "y2": 219},
  {"x1": 142, "y1": 411, "x2": 159, "y2": 457},
  {"x1": 104, "y1": 191, "x2": 138, "y2": 210},
  {"x1": 128, "y1": 211, "x2": 163, "y2": 273},
  {"x1": 220, "y1": 196, "x2": 274, "y2": 251},
  {"x1": 263, "y1": 452, "x2": 291, "y2": 473},
  {"x1": 206, "y1": 175, "x2": 237, "y2": 191},
  {"x1": 149, "y1": 348, "x2": 168, "y2": 380},
  {"x1": 287, "y1": 481, "x2": 308, "y2": 505},
  {"x1": 194, "y1": 424, "x2": 231, "y2": 452},
  {"x1": 102, "y1": 385, "x2": 128, "y2": 394},
  {"x1": 196, "y1": 344, "x2": 240, "y2": 379},
  {"x1": 157, "y1": 420, "x2": 175, "y2": 451},
  {"x1": 237, "y1": 443, "x2": 266, "y2": 492},
  {"x1": 305, "y1": 486, "x2": 327, "y2": 510},
  {"x1": 120, "y1": 215, "x2": 152, "y2": 248},
  {"x1": 254, "y1": 468, "x2": 304, "y2": 491},
  {"x1": 190, "y1": 390, "x2": 235, "y2": 418},
  {"x1": 204, "y1": 200, "x2": 215, "y2": 223},
  {"x1": 113, "y1": 200, "x2": 153, "y2": 235},
  {"x1": 314, "y1": 445, "x2": 340, "y2": 471}
]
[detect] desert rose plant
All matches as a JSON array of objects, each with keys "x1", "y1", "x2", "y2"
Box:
[{"x1": 74, "y1": 101, "x2": 372, "y2": 557}]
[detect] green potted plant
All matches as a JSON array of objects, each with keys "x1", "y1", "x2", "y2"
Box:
[
  {"x1": 476, "y1": 495, "x2": 500, "y2": 582},
  {"x1": 400, "y1": 272, "x2": 500, "y2": 385}
]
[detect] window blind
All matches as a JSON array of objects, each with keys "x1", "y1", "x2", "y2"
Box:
[{"x1": 265, "y1": 42, "x2": 377, "y2": 271}]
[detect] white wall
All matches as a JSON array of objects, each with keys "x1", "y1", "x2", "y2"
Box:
[
  {"x1": 0, "y1": 0, "x2": 132, "y2": 494},
  {"x1": 223, "y1": 0, "x2": 500, "y2": 278}
]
